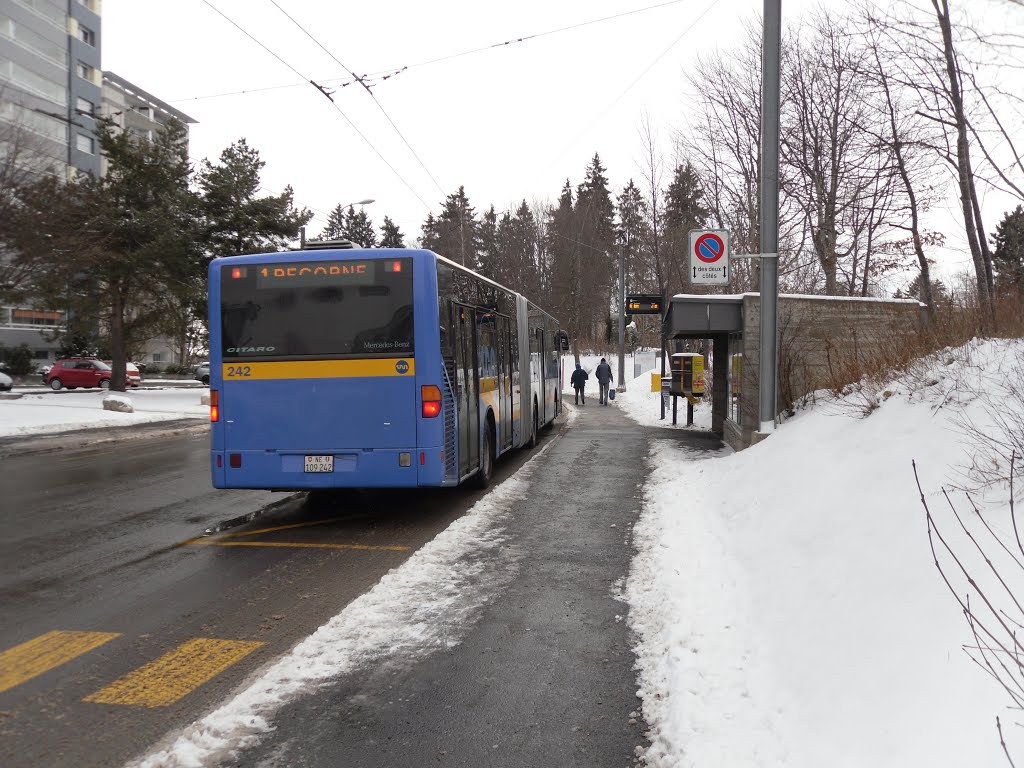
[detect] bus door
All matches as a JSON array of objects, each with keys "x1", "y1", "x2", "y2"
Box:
[
  {"x1": 454, "y1": 303, "x2": 479, "y2": 478},
  {"x1": 536, "y1": 327, "x2": 546, "y2": 423},
  {"x1": 497, "y1": 314, "x2": 512, "y2": 452}
]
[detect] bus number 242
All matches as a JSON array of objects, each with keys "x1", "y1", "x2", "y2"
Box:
[{"x1": 226, "y1": 365, "x2": 252, "y2": 378}]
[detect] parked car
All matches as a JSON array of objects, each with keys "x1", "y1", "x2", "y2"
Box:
[
  {"x1": 103, "y1": 361, "x2": 142, "y2": 387},
  {"x1": 0, "y1": 370, "x2": 12, "y2": 392},
  {"x1": 46, "y1": 358, "x2": 112, "y2": 390},
  {"x1": 195, "y1": 362, "x2": 210, "y2": 385}
]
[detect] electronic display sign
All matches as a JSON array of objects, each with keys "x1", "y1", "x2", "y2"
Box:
[{"x1": 626, "y1": 295, "x2": 663, "y2": 314}]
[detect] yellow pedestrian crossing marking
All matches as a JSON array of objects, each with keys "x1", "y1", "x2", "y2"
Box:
[
  {"x1": 83, "y1": 638, "x2": 264, "y2": 708},
  {"x1": 0, "y1": 630, "x2": 121, "y2": 693}
]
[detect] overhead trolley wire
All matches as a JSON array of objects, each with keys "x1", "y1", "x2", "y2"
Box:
[
  {"x1": 169, "y1": 77, "x2": 356, "y2": 103},
  {"x1": 198, "y1": 0, "x2": 432, "y2": 210},
  {"x1": 266, "y1": 0, "x2": 447, "y2": 197},
  {"x1": 170, "y1": 0, "x2": 691, "y2": 104},
  {"x1": 366, "y1": 0, "x2": 693, "y2": 77}
]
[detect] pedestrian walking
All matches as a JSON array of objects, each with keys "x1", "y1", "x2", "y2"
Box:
[
  {"x1": 595, "y1": 357, "x2": 614, "y2": 405},
  {"x1": 570, "y1": 362, "x2": 588, "y2": 405}
]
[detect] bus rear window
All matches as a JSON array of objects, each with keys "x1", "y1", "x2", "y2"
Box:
[{"x1": 220, "y1": 258, "x2": 414, "y2": 359}]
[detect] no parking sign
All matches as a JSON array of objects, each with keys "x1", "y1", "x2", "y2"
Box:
[{"x1": 688, "y1": 229, "x2": 730, "y2": 286}]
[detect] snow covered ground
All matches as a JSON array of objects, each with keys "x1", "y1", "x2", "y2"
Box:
[
  {"x1": 4, "y1": 345, "x2": 1022, "y2": 765},
  {"x1": 0, "y1": 384, "x2": 208, "y2": 438},
  {"x1": 624, "y1": 338, "x2": 1023, "y2": 767}
]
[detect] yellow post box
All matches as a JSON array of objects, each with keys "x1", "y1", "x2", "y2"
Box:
[
  {"x1": 684, "y1": 353, "x2": 705, "y2": 397},
  {"x1": 671, "y1": 352, "x2": 705, "y2": 397}
]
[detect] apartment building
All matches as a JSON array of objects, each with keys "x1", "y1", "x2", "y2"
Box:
[
  {"x1": 1, "y1": 0, "x2": 102, "y2": 179},
  {"x1": 1, "y1": 2, "x2": 196, "y2": 370}
]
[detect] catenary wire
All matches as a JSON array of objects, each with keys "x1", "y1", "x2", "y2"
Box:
[
  {"x1": 363, "y1": 0, "x2": 693, "y2": 77},
  {"x1": 265, "y1": 0, "x2": 447, "y2": 197},
  {"x1": 199, "y1": 0, "x2": 432, "y2": 210},
  {"x1": 168, "y1": 0, "x2": 691, "y2": 104}
]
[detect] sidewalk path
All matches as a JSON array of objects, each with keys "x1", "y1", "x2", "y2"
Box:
[{"x1": 233, "y1": 400, "x2": 722, "y2": 767}]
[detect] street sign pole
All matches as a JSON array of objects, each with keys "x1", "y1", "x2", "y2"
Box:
[
  {"x1": 618, "y1": 244, "x2": 625, "y2": 392},
  {"x1": 759, "y1": 0, "x2": 781, "y2": 435}
]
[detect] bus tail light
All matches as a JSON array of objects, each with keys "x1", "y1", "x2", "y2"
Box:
[
  {"x1": 210, "y1": 390, "x2": 219, "y2": 422},
  {"x1": 421, "y1": 385, "x2": 442, "y2": 418}
]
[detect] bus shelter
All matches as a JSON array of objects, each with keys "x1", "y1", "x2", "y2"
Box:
[{"x1": 660, "y1": 294, "x2": 743, "y2": 439}]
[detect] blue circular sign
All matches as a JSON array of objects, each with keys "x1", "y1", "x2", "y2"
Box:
[
  {"x1": 395, "y1": 360, "x2": 410, "y2": 374},
  {"x1": 695, "y1": 233, "x2": 725, "y2": 263}
]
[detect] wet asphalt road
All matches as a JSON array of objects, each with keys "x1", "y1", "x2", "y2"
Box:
[
  {"x1": 0, "y1": 420, "x2": 549, "y2": 768},
  {"x1": 0, "y1": 398, "x2": 722, "y2": 768},
  {"x1": 232, "y1": 402, "x2": 720, "y2": 768}
]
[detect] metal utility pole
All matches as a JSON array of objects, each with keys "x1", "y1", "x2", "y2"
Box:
[
  {"x1": 618, "y1": 245, "x2": 626, "y2": 390},
  {"x1": 758, "y1": 0, "x2": 781, "y2": 434}
]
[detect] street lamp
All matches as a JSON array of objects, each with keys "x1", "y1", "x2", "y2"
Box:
[{"x1": 345, "y1": 198, "x2": 375, "y2": 207}]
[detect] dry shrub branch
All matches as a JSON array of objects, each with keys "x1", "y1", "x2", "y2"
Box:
[{"x1": 915, "y1": 456, "x2": 1024, "y2": 763}]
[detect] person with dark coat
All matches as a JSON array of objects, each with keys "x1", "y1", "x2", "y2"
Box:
[
  {"x1": 570, "y1": 362, "x2": 588, "y2": 405},
  {"x1": 594, "y1": 357, "x2": 614, "y2": 405}
]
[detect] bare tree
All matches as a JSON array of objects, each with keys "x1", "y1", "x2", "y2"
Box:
[
  {"x1": 679, "y1": 22, "x2": 805, "y2": 294},
  {"x1": 781, "y1": 9, "x2": 898, "y2": 296},
  {"x1": 866, "y1": 0, "x2": 1024, "y2": 326},
  {"x1": 0, "y1": 91, "x2": 67, "y2": 300},
  {"x1": 680, "y1": 27, "x2": 762, "y2": 268},
  {"x1": 636, "y1": 114, "x2": 669, "y2": 295},
  {"x1": 858, "y1": 10, "x2": 948, "y2": 318}
]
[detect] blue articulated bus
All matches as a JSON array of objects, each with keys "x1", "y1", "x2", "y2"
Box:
[{"x1": 208, "y1": 242, "x2": 567, "y2": 491}]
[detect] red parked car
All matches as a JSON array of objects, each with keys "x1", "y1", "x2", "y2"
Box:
[
  {"x1": 103, "y1": 360, "x2": 142, "y2": 387},
  {"x1": 46, "y1": 358, "x2": 112, "y2": 390}
]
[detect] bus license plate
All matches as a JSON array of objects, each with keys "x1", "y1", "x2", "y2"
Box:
[{"x1": 304, "y1": 455, "x2": 334, "y2": 473}]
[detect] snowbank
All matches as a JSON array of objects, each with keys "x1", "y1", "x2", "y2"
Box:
[{"x1": 626, "y1": 337, "x2": 1021, "y2": 767}]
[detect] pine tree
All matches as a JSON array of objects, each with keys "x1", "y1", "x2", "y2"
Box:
[
  {"x1": 616, "y1": 180, "x2": 651, "y2": 299},
  {"x1": 993, "y1": 205, "x2": 1024, "y2": 295},
  {"x1": 379, "y1": 216, "x2": 405, "y2": 247},
  {"x1": 341, "y1": 206, "x2": 377, "y2": 247},
  {"x1": 11, "y1": 117, "x2": 199, "y2": 390},
  {"x1": 319, "y1": 205, "x2": 346, "y2": 240},
  {"x1": 196, "y1": 139, "x2": 312, "y2": 257},
  {"x1": 548, "y1": 180, "x2": 586, "y2": 349},
  {"x1": 495, "y1": 201, "x2": 541, "y2": 299},
  {"x1": 663, "y1": 163, "x2": 710, "y2": 293},
  {"x1": 574, "y1": 153, "x2": 616, "y2": 343},
  {"x1": 903, "y1": 273, "x2": 948, "y2": 307},
  {"x1": 478, "y1": 205, "x2": 499, "y2": 279},
  {"x1": 420, "y1": 186, "x2": 481, "y2": 268}
]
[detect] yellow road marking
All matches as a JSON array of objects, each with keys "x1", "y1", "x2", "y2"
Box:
[
  {"x1": 84, "y1": 638, "x2": 263, "y2": 708},
  {"x1": 0, "y1": 630, "x2": 121, "y2": 693},
  {"x1": 178, "y1": 516, "x2": 360, "y2": 546},
  {"x1": 214, "y1": 516, "x2": 350, "y2": 539},
  {"x1": 189, "y1": 540, "x2": 410, "y2": 552}
]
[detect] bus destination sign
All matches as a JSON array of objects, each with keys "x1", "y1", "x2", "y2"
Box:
[
  {"x1": 248, "y1": 261, "x2": 376, "y2": 289},
  {"x1": 626, "y1": 294, "x2": 663, "y2": 315}
]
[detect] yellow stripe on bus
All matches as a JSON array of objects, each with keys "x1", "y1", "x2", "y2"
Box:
[{"x1": 222, "y1": 358, "x2": 415, "y2": 380}]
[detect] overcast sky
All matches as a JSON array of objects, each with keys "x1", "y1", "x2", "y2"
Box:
[
  {"x1": 100, "y1": 0, "x2": 1021, "y2": 286},
  {"x1": 100, "y1": 0, "x2": 790, "y2": 238}
]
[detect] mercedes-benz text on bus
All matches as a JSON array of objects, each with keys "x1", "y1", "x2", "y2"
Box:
[{"x1": 208, "y1": 243, "x2": 567, "y2": 491}]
